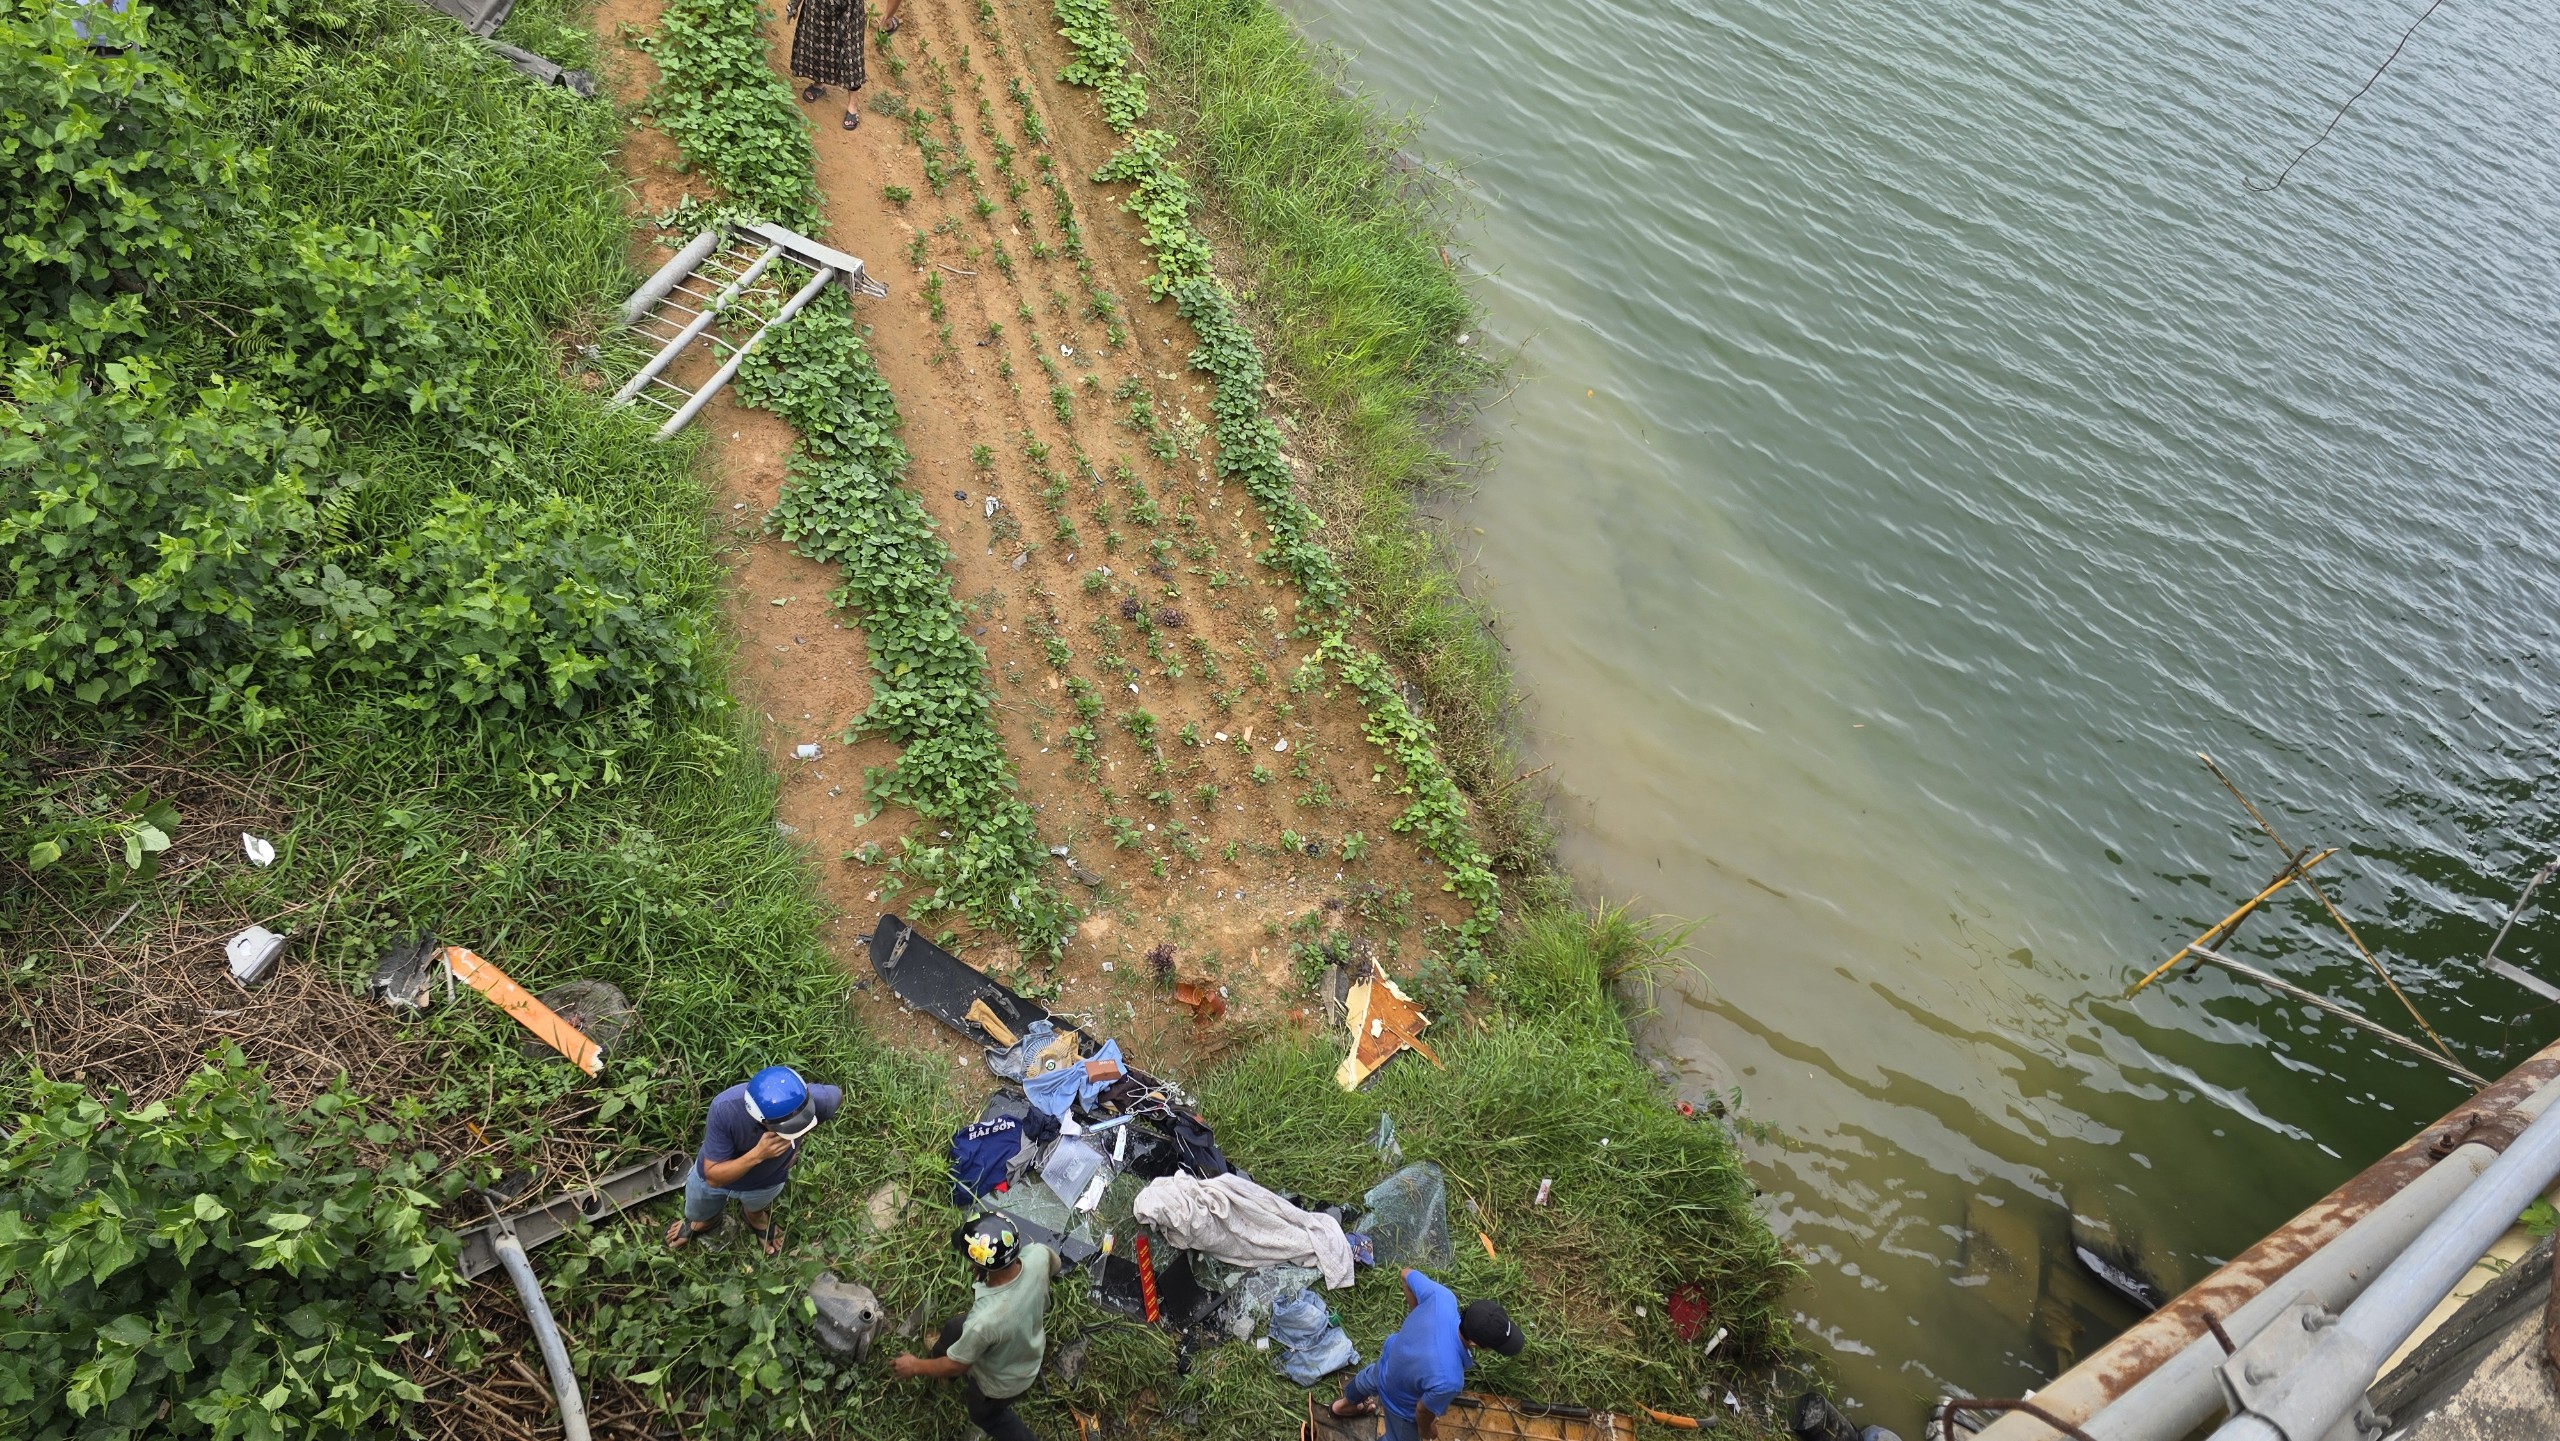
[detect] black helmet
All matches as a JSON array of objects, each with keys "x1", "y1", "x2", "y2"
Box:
[{"x1": 954, "y1": 1215, "x2": 1022, "y2": 1273}]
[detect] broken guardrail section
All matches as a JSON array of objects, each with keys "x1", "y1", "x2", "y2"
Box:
[{"x1": 611, "y1": 222, "x2": 888, "y2": 439}]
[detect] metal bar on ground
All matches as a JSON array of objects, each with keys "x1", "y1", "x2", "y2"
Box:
[
  {"x1": 610, "y1": 241, "x2": 782, "y2": 406},
  {"x1": 456, "y1": 1152, "x2": 691, "y2": 1280},
  {"x1": 2126, "y1": 849, "x2": 2336, "y2": 998},
  {"x1": 656, "y1": 266, "x2": 836, "y2": 439},
  {"x1": 743, "y1": 219, "x2": 889, "y2": 297},
  {"x1": 619, "y1": 229, "x2": 721, "y2": 325},
  {"x1": 2183, "y1": 944, "x2": 2487, "y2": 1085}
]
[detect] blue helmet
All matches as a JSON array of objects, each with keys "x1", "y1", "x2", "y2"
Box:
[{"x1": 745, "y1": 1066, "x2": 819, "y2": 1138}]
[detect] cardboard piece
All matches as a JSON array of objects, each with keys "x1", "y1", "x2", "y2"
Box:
[
  {"x1": 966, "y1": 997, "x2": 1020, "y2": 1048},
  {"x1": 1333, "y1": 968, "x2": 1442, "y2": 1091}
]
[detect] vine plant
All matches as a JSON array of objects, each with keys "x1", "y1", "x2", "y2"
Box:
[
  {"x1": 737, "y1": 297, "x2": 1075, "y2": 957},
  {"x1": 1049, "y1": 0, "x2": 1499, "y2": 962},
  {"x1": 644, "y1": 0, "x2": 820, "y2": 227}
]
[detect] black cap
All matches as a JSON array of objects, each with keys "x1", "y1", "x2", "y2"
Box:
[{"x1": 1459, "y1": 1300, "x2": 1525, "y2": 1357}]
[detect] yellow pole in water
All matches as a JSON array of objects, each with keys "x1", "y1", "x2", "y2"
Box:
[
  {"x1": 2198, "y1": 752, "x2": 2463, "y2": 1069},
  {"x1": 2126, "y1": 848, "x2": 2335, "y2": 999}
]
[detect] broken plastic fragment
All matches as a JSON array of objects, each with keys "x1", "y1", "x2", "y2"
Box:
[
  {"x1": 226, "y1": 926, "x2": 287, "y2": 985},
  {"x1": 241, "y1": 833, "x2": 276, "y2": 867}
]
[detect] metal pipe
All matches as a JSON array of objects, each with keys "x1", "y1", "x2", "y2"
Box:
[
  {"x1": 491, "y1": 1226, "x2": 592, "y2": 1441},
  {"x1": 655, "y1": 266, "x2": 834, "y2": 439},
  {"x1": 618, "y1": 229, "x2": 721, "y2": 326},
  {"x1": 1983, "y1": 1071, "x2": 2560, "y2": 1441},
  {"x1": 2057, "y1": 1143, "x2": 2495, "y2": 1441},
  {"x1": 2207, "y1": 1100, "x2": 2560, "y2": 1441},
  {"x1": 612, "y1": 244, "x2": 782, "y2": 407}
]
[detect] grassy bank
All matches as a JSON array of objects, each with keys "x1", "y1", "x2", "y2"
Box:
[{"x1": 0, "y1": 0, "x2": 942, "y2": 1429}]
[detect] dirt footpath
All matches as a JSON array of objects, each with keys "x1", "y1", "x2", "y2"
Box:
[{"x1": 591, "y1": 0, "x2": 1466, "y2": 1080}]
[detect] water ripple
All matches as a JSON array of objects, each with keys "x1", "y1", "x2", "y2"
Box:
[{"x1": 1291, "y1": 0, "x2": 2560, "y2": 1425}]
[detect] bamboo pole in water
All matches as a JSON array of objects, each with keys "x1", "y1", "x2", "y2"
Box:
[
  {"x1": 2182, "y1": 944, "x2": 2489, "y2": 1086},
  {"x1": 2125, "y1": 848, "x2": 2336, "y2": 999}
]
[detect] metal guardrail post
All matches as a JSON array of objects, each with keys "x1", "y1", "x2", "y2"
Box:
[
  {"x1": 2206, "y1": 1100, "x2": 2560, "y2": 1441},
  {"x1": 656, "y1": 266, "x2": 836, "y2": 440},
  {"x1": 1978, "y1": 1070, "x2": 2560, "y2": 1441}
]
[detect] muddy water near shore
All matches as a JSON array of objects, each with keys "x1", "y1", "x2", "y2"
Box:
[{"x1": 1279, "y1": 0, "x2": 2560, "y2": 1424}]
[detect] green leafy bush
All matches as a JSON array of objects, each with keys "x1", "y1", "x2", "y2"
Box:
[
  {"x1": 570, "y1": 1227, "x2": 871, "y2": 1435},
  {"x1": 0, "y1": 350, "x2": 328, "y2": 718},
  {"x1": 3, "y1": 770, "x2": 178, "y2": 882},
  {"x1": 1052, "y1": 0, "x2": 1146, "y2": 129},
  {"x1": 0, "y1": 1050, "x2": 463, "y2": 1440},
  {"x1": 0, "y1": 8, "x2": 247, "y2": 346},
  {"x1": 242, "y1": 212, "x2": 496, "y2": 416},
  {"x1": 0, "y1": 351, "x2": 708, "y2": 727},
  {"x1": 359, "y1": 492, "x2": 711, "y2": 721},
  {"x1": 1092, "y1": 130, "x2": 1209, "y2": 298}
]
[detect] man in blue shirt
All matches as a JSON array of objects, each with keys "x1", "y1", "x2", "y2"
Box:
[
  {"x1": 666, "y1": 1065, "x2": 841, "y2": 1257},
  {"x1": 1328, "y1": 1269, "x2": 1526, "y2": 1440}
]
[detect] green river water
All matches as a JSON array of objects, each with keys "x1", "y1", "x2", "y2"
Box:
[{"x1": 1279, "y1": 0, "x2": 2560, "y2": 1427}]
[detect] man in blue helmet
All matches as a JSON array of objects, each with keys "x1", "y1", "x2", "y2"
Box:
[{"x1": 666, "y1": 1065, "x2": 841, "y2": 1256}]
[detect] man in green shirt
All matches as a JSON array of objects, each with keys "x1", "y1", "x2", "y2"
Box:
[{"x1": 891, "y1": 1215, "x2": 1061, "y2": 1441}]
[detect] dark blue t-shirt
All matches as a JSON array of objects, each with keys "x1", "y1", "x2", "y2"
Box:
[
  {"x1": 1375, "y1": 1269, "x2": 1469, "y2": 1420},
  {"x1": 697, "y1": 1081, "x2": 842, "y2": 1191}
]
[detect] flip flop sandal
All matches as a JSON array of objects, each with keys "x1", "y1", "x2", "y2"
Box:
[
  {"x1": 842, "y1": 110, "x2": 860, "y2": 130},
  {"x1": 744, "y1": 1217, "x2": 784, "y2": 1256},
  {"x1": 664, "y1": 1215, "x2": 722, "y2": 1251},
  {"x1": 802, "y1": 83, "x2": 826, "y2": 101}
]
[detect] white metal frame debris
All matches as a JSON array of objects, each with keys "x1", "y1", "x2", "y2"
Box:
[{"x1": 611, "y1": 221, "x2": 887, "y2": 439}]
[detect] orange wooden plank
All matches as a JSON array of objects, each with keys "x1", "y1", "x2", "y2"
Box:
[{"x1": 442, "y1": 947, "x2": 604, "y2": 1077}]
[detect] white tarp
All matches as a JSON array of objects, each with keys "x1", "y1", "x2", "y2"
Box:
[{"x1": 1133, "y1": 1173, "x2": 1357, "y2": 1288}]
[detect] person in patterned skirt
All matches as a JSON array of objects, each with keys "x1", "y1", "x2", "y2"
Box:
[{"x1": 789, "y1": 0, "x2": 899, "y2": 130}]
